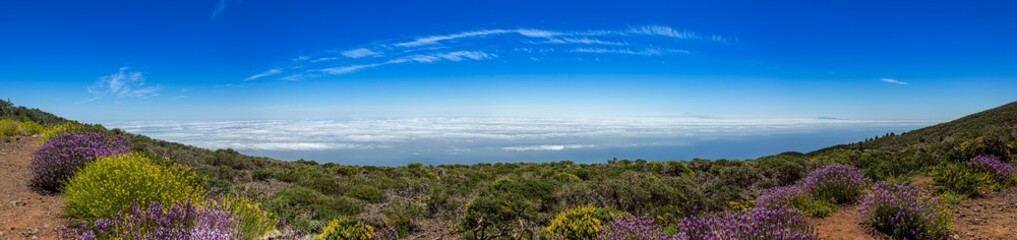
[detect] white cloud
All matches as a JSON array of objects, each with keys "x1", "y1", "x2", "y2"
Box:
[
  {"x1": 503, "y1": 144, "x2": 595, "y2": 151},
  {"x1": 244, "y1": 68, "x2": 282, "y2": 81},
  {"x1": 571, "y1": 48, "x2": 689, "y2": 56},
  {"x1": 321, "y1": 63, "x2": 385, "y2": 75},
  {"x1": 258, "y1": 25, "x2": 729, "y2": 80},
  {"x1": 544, "y1": 37, "x2": 628, "y2": 46},
  {"x1": 629, "y1": 25, "x2": 698, "y2": 39},
  {"x1": 394, "y1": 29, "x2": 562, "y2": 47},
  {"x1": 311, "y1": 57, "x2": 338, "y2": 63},
  {"x1": 879, "y1": 78, "x2": 908, "y2": 85},
  {"x1": 322, "y1": 51, "x2": 495, "y2": 75},
  {"x1": 85, "y1": 67, "x2": 161, "y2": 102},
  {"x1": 341, "y1": 48, "x2": 381, "y2": 58}
]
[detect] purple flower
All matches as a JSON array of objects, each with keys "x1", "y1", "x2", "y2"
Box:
[
  {"x1": 803, "y1": 164, "x2": 867, "y2": 203},
  {"x1": 65, "y1": 201, "x2": 240, "y2": 240},
  {"x1": 675, "y1": 205, "x2": 817, "y2": 240},
  {"x1": 968, "y1": 155, "x2": 1017, "y2": 182},
  {"x1": 31, "y1": 132, "x2": 129, "y2": 191},
  {"x1": 756, "y1": 186, "x2": 804, "y2": 209},
  {"x1": 857, "y1": 182, "x2": 950, "y2": 239}
]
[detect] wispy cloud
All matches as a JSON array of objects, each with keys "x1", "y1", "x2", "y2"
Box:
[
  {"x1": 322, "y1": 51, "x2": 495, "y2": 75},
  {"x1": 244, "y1": 68, "x2": 281, "y2": 81},
  {"x1": 341, "y1": 48, "x2": 381, "y2": 58},
  {"x1": 572, "y1": 48, "x2": 689, "y2": 56},
  {"x1": 542, "y1": 37, "x2": 629, "y2": 46},
  {"x1": 879, "y1": 78, "x2": 908, "y2": 85},
  {"x1": 83, "y1": 67, "x2": 161, "y2": 103},
  {"x1": 248, "y1": 25, "x2": 729, "y2": 80},
  {"x1": 212, "y1": 0, "x2": 238, "y2": 18},
  {"x1": 322, "y1": 63, "x2": 386, "y2": 75},
  {"x1": 394, "y1": 29, "x2": 562, "y2": 47}
]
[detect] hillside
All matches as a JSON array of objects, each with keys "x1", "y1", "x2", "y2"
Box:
[
  {"x1": 820, "y1": 101, "x2": 1017, "y2": 154},
  {"x1": 2, "y1": 99, "x2": 1016, "y2": 239}
]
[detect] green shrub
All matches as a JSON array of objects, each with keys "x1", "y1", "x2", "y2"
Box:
[
  {"x1": 755, "y1": 154, "x2": 807, "y2": 186},
  {"x1": 382, "y1": 199, "x2": 425, "y2": 237},
  {"x1": 457, "y1": 177, "x2": 556, "y2": 239},
  {"x1": 544, "y1": 206, "x2": 617, "y2": 240},
  {"x1": 265, "y1": 187, "x2": 365, "y2": 232},
  {"x1": 931, "y1": 163, "x2": 994, "y2": 197},
  {"x1": 319, "y1": 217, "x2": 375, "y2": 240},
  {"x1": 345, "y1": 184, "x2": 385, "y2": 203},
  {"x1": 251, "y1": 168, "x2": 273, "y2": 181},
  {"x1": 797, "y1": 197, "x2": 836, "y2": 218},
  {"x1": 939, "y1": 192, "x2": 964, "y2": 205},
  {"x1": 63, "y1": 153, "x2": 206, "y2": 220}
]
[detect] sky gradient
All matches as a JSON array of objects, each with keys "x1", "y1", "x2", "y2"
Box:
[{"x1": 1, "y1": 0, "x2": 1016, "y2": 122}]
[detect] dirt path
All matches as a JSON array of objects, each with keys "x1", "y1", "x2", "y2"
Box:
[
  {"x1": 0, "y1": 137, "x2": 67, "y2": 239},
  {"x1": 952, "y1": 188, "x2": 1017, "y2": 239},
  {"x1": 813, "y1": 205, "x2": 883, "y2": 240}
]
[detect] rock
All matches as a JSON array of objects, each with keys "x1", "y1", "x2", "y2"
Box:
[
  {"x1": 9, "y1": 200, "x2": 26, "y2": 207},
  {"x1": 257, "y1": 229, "x2": 283, "y2": 239}
]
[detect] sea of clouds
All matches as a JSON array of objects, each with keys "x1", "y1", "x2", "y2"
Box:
[{"x1": 101, "y1": 118, "x2": 934, "y2": 166}]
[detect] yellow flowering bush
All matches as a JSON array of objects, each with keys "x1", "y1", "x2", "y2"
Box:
[
  {"x1": 64, "y1": 152, "x2": 206, "y2": 220},
  {"x1": 544, "y1": 206, "x2": 618, "y2": 240},
  {"x1": 213, "y1": 194, "x2": 278, "y2": 240},
  {"x1": 40, "y1": 122, "x2": 90, "y2": 142},
  {"x1": 318, "y1": 217, "x2": 374, "y2": 240},
  {"x1": 0, "y1": 119, "x2": 43, "y2": 137}
]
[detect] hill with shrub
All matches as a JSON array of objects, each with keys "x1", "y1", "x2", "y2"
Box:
[{"x1": 2, "y1": 99, "x2": 1016, "y2": 239}]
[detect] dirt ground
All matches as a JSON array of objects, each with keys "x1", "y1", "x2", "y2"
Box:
[
  {"x1": 951, "y1": 188, "x2": 1017, "y2": 240},
  {"x1": 0, "y1": 137, "x2": 67, "y2": 239},
  {"x1": 813, "y1": 205, "x2": 888, "y2": 240},
  {"x1": 814, "y1": 180, "x2": 1017, "y2": 240}
]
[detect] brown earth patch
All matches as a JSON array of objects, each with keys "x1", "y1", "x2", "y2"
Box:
[
  {"x1": 0, "y1": 137, "x2": 68, "y2": 239},
  {"x1": 951, "y1": 188, "x2": 1017, "y2": 240},
  {"x1": 812, "y1": 205, "x2": 888, "y2": 240}
]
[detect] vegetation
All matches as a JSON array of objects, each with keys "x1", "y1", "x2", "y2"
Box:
[
  {"x1": 858, "y1": 182, "x2": 952, "y2": 239},
  {"x1": 66, "y1": 201, "x2": 237, "y2": 240},
  {"x1": 211, "y1": 194, "x2": 278, "y2": 240},
  {"x1": 30, "y1": 132, "x2": 129, "y2": 191},
  {"x1": 63, "y1": 153, "x2": 206, "y2": 220},
  {"x1": 0, "y1": 118, "x2": 44, "y2": 137},
  {"x1": 318, "y1": 217, "x2": 375, "y2": 240},
  {"x1": 543, "y1": 206, "x2": 617, "y2": 240},
  {"x1": 6, "y1": 99, "x2": 1017, "y2": 239},
  {"x1": 803, "y1": 164, "x2": 868, "y2": 204}
]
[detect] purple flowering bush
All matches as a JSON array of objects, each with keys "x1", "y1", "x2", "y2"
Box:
[
  {"x1": 31, "y1": 132, "x2": 129, "y2": 191},
  {"x1": 675, "y1": 206, "x2": 817, "y2": 240},
  {"x1": 65, "y1": 201, "x2": 238, "y2": 240},
  {"x1": 756, "y1": 186, "x2": 804, "y2": 209},
  {"x1": 599, "y1": 215, "x2": 673, "y2": 240},
  {"x1": 804, "y1": 164, "x2": 868, "y2": 204},
  {"x1": 968, "y1": 155, "x2": 1017, "y2": 183},
  {"x1": 756, "y1": 185, "x2": 834, "y2": 218},
  {"x1": 857, "y1": 182, "x2": 951, "y2": 239}
]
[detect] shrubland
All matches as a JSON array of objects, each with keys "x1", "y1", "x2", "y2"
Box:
[{"x1": 5, "y1": 98, "x2": 1017, "y2": 239}]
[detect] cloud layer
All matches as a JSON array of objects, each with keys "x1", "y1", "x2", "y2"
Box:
[
  {"x1": 103, "y1": 117, "x2": 932, "y2": 165},
  {"x1": 246, "y1": 25, "x2": 731, "y2": 81}
]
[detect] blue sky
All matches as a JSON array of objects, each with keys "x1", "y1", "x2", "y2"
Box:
[{"x1": 1, "y1": 0, "x2": 1016, "y2": 122}]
